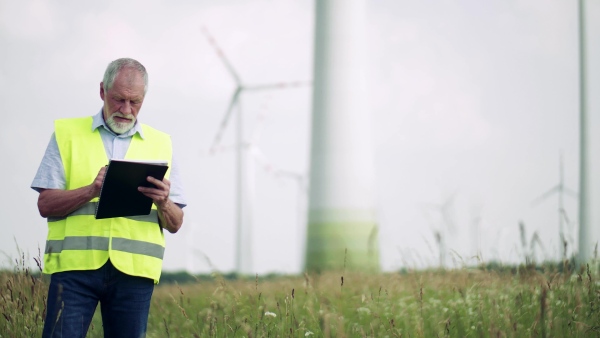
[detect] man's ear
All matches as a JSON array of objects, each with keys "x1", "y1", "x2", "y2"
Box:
[{"x1": 100, "y1": 82, "x2": 105, "y2": 101}]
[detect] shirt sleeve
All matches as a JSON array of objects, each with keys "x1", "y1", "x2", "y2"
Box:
[
  {"x1": 31, "y1": 133, "x2": 66, "y2": 192},
  {"x1": 167, "y1": 148, "x2": 187, "y2": 209}
]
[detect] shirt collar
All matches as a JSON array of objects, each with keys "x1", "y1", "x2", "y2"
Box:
[{"x1": 92, "y1": 109, "x2": 144, "y2": 139}]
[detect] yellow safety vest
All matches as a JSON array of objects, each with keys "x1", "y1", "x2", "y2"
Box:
[{"x1": 43, "y1": 116, "x2": 172, "y2": 283}]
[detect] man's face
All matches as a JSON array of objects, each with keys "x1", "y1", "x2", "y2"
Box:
[{"x1": 100, "y1": 67, "x2": 145, "y2": 134}]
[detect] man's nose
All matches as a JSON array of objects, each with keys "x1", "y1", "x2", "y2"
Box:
[{"x1": 121, "y1": 101, "x2": 132, "y2": 114}]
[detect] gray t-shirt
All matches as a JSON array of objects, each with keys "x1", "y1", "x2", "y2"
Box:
[{"x1": 31, "y1": 110, "x2": 187, "y2": 208}]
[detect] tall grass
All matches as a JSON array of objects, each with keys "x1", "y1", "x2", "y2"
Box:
[
  {"x1": 0, "y1": 251, "x2": 45, "y2": 337},
  {"x1": 147, "y1": 265, "x2": 600, "y2": 337},
  {"x1": 2, "y1": 259, "x2": 600, "y2": 337}
]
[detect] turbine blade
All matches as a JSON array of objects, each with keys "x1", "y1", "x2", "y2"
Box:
[
  {"x1": 201, "y1": 26, "x2": 243, "y2": 85},
  {"x1": 530, "y1": 185, "x2": 560, "y2": 207},
  {"x1": 210, "y1": 88, "x2": 241, "y2": 151},
  {"x1": 245, "y1": 81, "x2": 312, "y2": 91}
]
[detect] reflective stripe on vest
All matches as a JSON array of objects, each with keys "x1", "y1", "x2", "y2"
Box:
[
  {"x1": 44, "y1": 117, "x2": 172, "y2": 283},
  {"x1": 45, "y1": 236, "x2": 165, "y2": 259},
  {"x1": 47, "y1": 201, "x2": 158, "y2": 223}
]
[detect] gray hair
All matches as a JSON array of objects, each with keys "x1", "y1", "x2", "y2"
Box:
[{"x1": 102, "y1": 58, "x2": 149, "y2": 94}]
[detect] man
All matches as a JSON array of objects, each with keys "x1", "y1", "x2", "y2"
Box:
[{"x1": 31, "y1": 58, "x2": 186, "y2": 337}]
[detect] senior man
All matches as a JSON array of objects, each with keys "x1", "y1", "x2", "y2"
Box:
[{"x1": 31, "y1": 58, "x2": 186, "y2": 337}]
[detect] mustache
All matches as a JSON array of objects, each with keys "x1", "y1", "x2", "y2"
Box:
[{"x1": 111, "y1": 112, "x2": 134, "y2": 120}]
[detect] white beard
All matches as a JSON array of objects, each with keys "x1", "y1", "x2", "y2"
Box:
[{"x1": 106, "y1": 112, "x2": 136, "y2": 134}]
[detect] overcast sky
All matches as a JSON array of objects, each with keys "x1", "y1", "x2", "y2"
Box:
[{"x1": 0, "y1": 0, "x2": 594, "y2": 274}]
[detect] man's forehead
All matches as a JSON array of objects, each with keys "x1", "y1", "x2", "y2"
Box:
[
  {"x1": 115, "y1": 69, "x2": 144, "y2": 83},
  {"x1": 111, "y1": 72, "x2": 144, "y2": 92}
]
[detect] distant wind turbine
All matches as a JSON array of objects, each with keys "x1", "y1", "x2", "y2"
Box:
[
  {"x1": 530, "y1": 152, "x2": 577, "y2": 261},
  {"x1": 202, "y1": 26, "x2": 310, "y2": 274}
]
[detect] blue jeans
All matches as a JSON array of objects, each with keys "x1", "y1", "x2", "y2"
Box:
[{"x1": 42, "y1": 260, "x2": 155, "y2": 338}]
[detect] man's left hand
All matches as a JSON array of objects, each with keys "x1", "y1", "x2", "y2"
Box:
[
  {"x1": 138, "y1": 177, "x2": 183, "y2": 233},
  {"x1": 138, "y1": 176, "x2": 171, "y2": 208}
]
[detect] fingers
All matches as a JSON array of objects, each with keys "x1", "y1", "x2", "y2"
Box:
[
  {"x1": 146, "y1": 176, "x2": 171, "y2": 190},
  {"x1": 96, "y1": 166, "x2": 106, "y2": 180},
  {"x1": 138, "y1": 177, "x2": 171, "y2": 207},
  {"x1": 91, "y1": 166, "x2": 108, "y2": 195}
]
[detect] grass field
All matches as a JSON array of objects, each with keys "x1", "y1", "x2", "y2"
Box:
[{"x1": 2, "y1": 256, "x2": 600, "y2": 337}]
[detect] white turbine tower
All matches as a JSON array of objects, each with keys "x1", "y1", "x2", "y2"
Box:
[
  {"x1": 577, "y1": 0, "x2": 600, "y2": 267},
  {"x1": 203, "y1": 27, "x2": 309, "y2": 274},
  {"x1": 531, "y1": 153, "x2": 577, "y2": 261},
  {"x1": 306, "y1": 0, "x2": 379, "y2": 271}
]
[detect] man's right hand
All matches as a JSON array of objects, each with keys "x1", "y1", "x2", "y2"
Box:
[{"x1": 90, "y1": 166, "x2": 107, "y2": 198}]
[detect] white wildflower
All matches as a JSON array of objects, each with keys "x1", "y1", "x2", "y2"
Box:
[
  {"x1": 305, "y1": 331, "x2": 314, "y2": 336},
  {"x1": 265, "y1": 311, "x2": 277, "y2": 318}
]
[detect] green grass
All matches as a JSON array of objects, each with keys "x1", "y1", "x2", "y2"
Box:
[
  {"x1": 0, "y1": 253, "x2": 46, "y2": 337},
  {"x1": 2, "y1": 258, "x2": 600, "y2": 337}
]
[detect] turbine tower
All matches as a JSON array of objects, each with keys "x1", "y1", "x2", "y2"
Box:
[
  {"x1": 203, "y1": 27, "x2": 309, "y2": 274},
  {"x1": 577, "y1": 0, "x2": 600, "y2": 266},
  {"x1": 306, "y1": 0, "x2": 380, "y2": 271}
]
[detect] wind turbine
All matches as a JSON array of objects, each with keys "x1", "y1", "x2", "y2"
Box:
[
  {"x1": 203, "y1": 26, "x2": 309, "y2": 274},
  {"x1": 306, "y1": 0, "x2": 380, "y2": 271},
  {"x1": 216, "y1": 105, "x2": 308, "y2": 274},
  {"x1": 530, "y1": 152, "x2": 577, "y2": 261}
]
